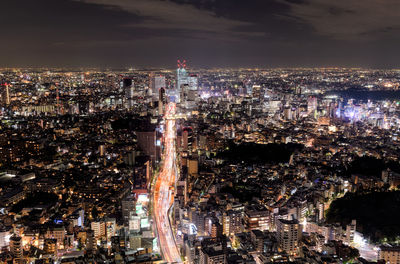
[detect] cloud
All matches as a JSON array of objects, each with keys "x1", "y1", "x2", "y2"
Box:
[
  {"x1": 281, "y1": 0, "x2": 400, "y2": 39},
  {"x1": 2, "y1": 0, "x2": 400, "y2": 67},
  {"x1": 77, "y1": 0, "x2": 260, "y2": 41}
]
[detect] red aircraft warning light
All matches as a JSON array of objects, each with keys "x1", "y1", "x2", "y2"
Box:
[{"x1": 177, "y1": 59, "x2": 186, "y2": 69}]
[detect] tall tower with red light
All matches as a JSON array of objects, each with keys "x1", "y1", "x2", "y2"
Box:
[{"x1": 176, "y1": 59, "x2": 189, "y2": 103}]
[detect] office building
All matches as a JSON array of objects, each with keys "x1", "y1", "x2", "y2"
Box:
[
  {"x1": 122, "y1": 196, "x2": 136, "y2": 226},
  {"x1": 151, "y1": 75, "x2": 166, "y2": 100},
  {"x1": 245, "y1": 206, "x2": 270, "y2": 231},
  {"x1": 176, "y1": 60, "x2": 189, "y2": 103},
  {"x1": 123, "y1": 78, "x2": 135, "y2": 108}
]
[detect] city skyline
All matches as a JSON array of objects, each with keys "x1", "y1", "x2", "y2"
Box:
[
  {"x1": 1, "y1": 67, "x2": 400, "y2": 263},
  {"x1": 1, "y1": 1, "x2": 400, "y2": 263}
]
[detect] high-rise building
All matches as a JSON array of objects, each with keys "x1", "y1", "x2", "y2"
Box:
[
  {"x1": 188, "y1": 75, "x2": 198, "y2": 91},
  {"x1": 222, "y1": 210, "x2": 243, "y2": 236},
  {"x1": 105, "y1": 218, "x2": 117, "y2": 243},
  {"x1": 184, "y1": 74, "x2": 198, "y2": 108},
  {"x1": 122, "y1": 196, "x2": 136, "y2": 226},
  {"x1": 307, "y1": 96, "x2": 317, "y2": 114},
  {"x1": 91, "y1": 221, "x2": 106, "y2": 239},
  {"x1": 10, "y1": 235, "x2": 22, "y2": 259},
  {"x1": 123, "y1": 78, "x2": 134, "y2": 108},
  {"x1": 136, "y1": 130, "x2": 161, "y2": 165},
  {"x1": 176, "y1": 60, "x2": 189, "y2": 103},
  {"x1": 99, "y1": 145, "x2": 106, "y2": 157},
  {"x1": 211, "y1": 220, "x2": 223, "y2": 238},
  {"x1": 317, "y1": 202, "x2": 324, "y2": 222},
  {"x1": 252, "y1": 85, "x2": 262, "y2": 98},
  {"x1": 345, "y1": 219, "x2": 356, "y2": 245},
  {"x1": 276, "y1": 219, "x2": 301, "y2": 255},
  {"x1": 151, "y1": 75, "x2": 166, "y2": 100},
  {"x1": 159, "y1": 87, "x2": 166, "y2": 115},
  {"x1": 246, "y1": 82, "x2": 253, "y2": 95},
  {"x1": 1, "y1": 82, "x2": 10, "y2": 107},
  {"x1": 191, "y1": 210, "x2": 205, "y2": 236},
  {"x1": 159, "y1": 87, "x2": 166, "y2": 103}
]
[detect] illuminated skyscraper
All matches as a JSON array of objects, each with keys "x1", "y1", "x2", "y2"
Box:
[
  {"x1": 276, "y1": 219, "x2": 301, "y2": 255},
  {"x1": 307, "y1": 96, "x2": 317, "y2": 114},
  {"x1": 176, "y1": 59, "x2": 189, "y2": 103},
  {"x1": 159, "y1": 87, "x2": 166, "y2": 115},
  {"x1": 159, "y1": 87, "x2": 166, "y2": 103},
  {"x1": 122, "y1": 195, "x2": 135, "y2": 226},
  {"x1": 1, "y1": 82, "x2": 10, "y2": 107},
  {"x1": 10, "y1": 235, "x2": 22, "y2": 259},
  {"x1": 188, "y1": 75, "x2": 198, "y2": 91},
  {"x1": 151, "y1": 75, "x2": 166, "y2": 101},
  {"x1": 123, "y1": 78, "x2": 134, "y2": 109},
  {"x1": 182, "y1": 74, "x2": 198, "y2": 108}
]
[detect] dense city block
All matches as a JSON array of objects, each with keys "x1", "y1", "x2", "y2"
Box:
[{"x1": 1, "y1": 67, "x2": 400, "y2": 264}]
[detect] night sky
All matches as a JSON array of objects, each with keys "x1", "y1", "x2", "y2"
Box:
[{"x1": 2, "y1": 0, "x2": 400, "y2": 68}]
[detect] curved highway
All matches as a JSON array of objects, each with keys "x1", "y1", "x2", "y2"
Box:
[{"x1": 153, "y1": 102, "x2": 182, "y2": 263}]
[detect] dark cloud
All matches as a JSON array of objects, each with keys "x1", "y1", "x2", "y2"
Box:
[
  {"x1": 280, "y1": 0, "x2": 400, "y2": 40},
  {"x1": 0, "y1": 0, "x2": 400, "y2": 68}
]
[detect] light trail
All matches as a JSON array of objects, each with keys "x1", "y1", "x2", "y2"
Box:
[
  {"x1": 354, "y1": 232, "x2": 378, "y2": 261},
  {"x1": 153, "y1": 102, "x2": 182, "y2": 263}
]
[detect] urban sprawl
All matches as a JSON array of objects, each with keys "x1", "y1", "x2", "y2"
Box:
[{"x1": 0, "y1": 66, "x2": 400, "y2": 264}]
